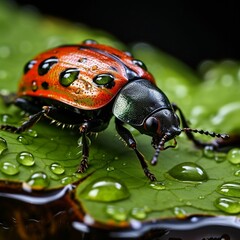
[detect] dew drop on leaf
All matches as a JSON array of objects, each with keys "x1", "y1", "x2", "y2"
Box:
[
  {"x1": 17, "y1": 135, "x2": 30, "y2": 145},
  {"x1": 216, "y1": 182, "x2": 240, "y2": 197},
  {"x1": 0, "y1": 162, "x2": 19, "y2": 175},
  {"x1": 26, "y1": 129, "x2": 38, "y2": 138},
  {"x1": 80, "y1": 177, "x2": 130, "y2": 202},
  {"x1": 106, "y1": 166, "x2": 115, "y2": 172},
  {"x1": 203, "y1": 145, "x2": 214, "y2": 158},
  {"x1": 168, "y1": 162, "x2": 208, "y2": 182},
  {"x1": 214, "y1": 152, "x2": 227, "y2": 163},
  {"x1": 173, "y1": 207, "x2": 187, "y2": 219},
  {"x1": 215, "y1": 197, "x2": 240, "y2": 214},
  {"x1": 50, "y1": 162, "x2": 65, "y2": 175},
  {"x1": 61, "y1": 176, "x2": 73, "y2": 185},
  {"x1": 131, "y1": 207, "x2": 147, "y2": 220},
  {"x1": 16, "y1": 151, "x2": 35, "y2": 166},
  {"x1": 149, "y1": 181, "x2": 166, "y2": 190},
  {"x1": 227, "y1": 148, "x2": 240, "y2": 164},
  {"x1": 106, "y1": 205, "x2": 128, "y2": 221},
  {"x1": 0, "y1": 137, "x2": 8, "y2": 155},
  {"x1": 26, "y1": 172, "x2": 49, "y2": 189},
  {"x1": 234, "y1": 170, "x2": 240, "y2": 176}
]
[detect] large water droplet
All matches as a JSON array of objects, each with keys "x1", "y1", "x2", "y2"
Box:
[
  {"x1": 0, "y1": 162, "x2": 19, "y2": 175},
  {"x1": 26, "y1": 172, "x2": 49, "y2": 190},
  {"x1": 16, "y1": 151, "x2": 35, "y2": 166},
  {"x1": 227, "y1": 148, "x2": 240, "y2": 164},
  {"x1": 215, "y1": 197, "x2": 240, "y2": 214},
  {"x1": 216, "y1": 182, "x2": 240, "y2": 198},
  {"x1": 168, "y1": 162, "x2": 208, "y2": 182},
  {"x1": 80, "y1": 177, "x2": 130, "y2": 202},
  {"x1": 0, "y1": 137, "x2": 8, "y2": 154},
  {"x1": 106, "y1": 205, "x2": 127, "y2": 221},
  {"x1": 50, "y1": 163, "x2": 65, "y2": 175}
]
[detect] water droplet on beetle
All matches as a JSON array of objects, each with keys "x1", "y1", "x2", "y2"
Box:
[
  {"x1": 50, "y1": 163, "x2": 65, "y2": 175},
  {"x1": 17, "y1": 135, "x2": 30, "y2": 145},
  {"x1": 149, "y1": 181, "x2": 166, "y2": 190},
  {"x1": 168, "y1": 162, "x2": 208, "y2": 182},
  {"x1": 131, "y1": 207, "x2": 147, "y2": 220},
  {"x1": 216, "y1": 182, "x2": 240, "y2": 198},
  {"x1": 106, "y1": 205, "x2": 127, "y2": 221},
  {"x1": 16, "y1": 151, "x2": 35, "y2": 166},
  {"x1": 80, "y1": 177, "x2": 130, "y2": 202},
  {"x1": 215, "y1": 197, "x2": 240, "y2": 214},
  {"x1": 26, "y1": 172, "x2": 49, "y2": 189},
  {"x1": 0, "y1": 162, "x2": 19, "y2": 175},
  {"x1": 0, "y1": 137, "x2": 8, "y2": 154},
  {"x1": 59, "y1": 68, "x2": 79, "y2": 87},
  {"x1": 227, "y1": 148, "x2": 240, "y2": 164}
]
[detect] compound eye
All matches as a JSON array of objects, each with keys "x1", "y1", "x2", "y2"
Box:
[{"x1": 144, "y1": 117, "x2": 160, "y2": 133}]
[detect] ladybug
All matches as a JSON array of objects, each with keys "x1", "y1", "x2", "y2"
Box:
[{"x1": 0, "y1": 39, "x2": 229, "y2": 181}]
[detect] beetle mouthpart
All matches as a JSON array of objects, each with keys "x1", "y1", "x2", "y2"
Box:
[
  {"x1": 151, "y1": 134, "x2": 178, "y2": 165},
  {"x1": 181, "y1": 128, "x2": 230, "y2": 140}
]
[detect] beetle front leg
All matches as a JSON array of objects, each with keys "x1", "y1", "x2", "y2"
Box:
[
  {"x1": 77, "y1": 122, "x2": 90, "y2": 173},
  {"x1": 0, "y1": 106, "x2": 53, "y2": 134},
  {"x1": 115, "y1": 118, "x2": 157, "y2": 181}
]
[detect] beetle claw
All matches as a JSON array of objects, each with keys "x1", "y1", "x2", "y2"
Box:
[{"x1": 77, "y1": 157, "x2": 88, "y2": 173}]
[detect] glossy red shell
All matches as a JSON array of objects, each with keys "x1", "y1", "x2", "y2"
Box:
[{"x1": 18, "y1": 42, "x2": 155, "y2": 110}]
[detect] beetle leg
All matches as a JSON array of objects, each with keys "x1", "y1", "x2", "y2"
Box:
[
  {"x1": 115, "y1": 118, "x2": 157, "y2": 181},
  {"x1": 77, "y1": 122, "x2": 90, "y2": 173},
  {"x1": 172, "y1": 103, "x2": 218, "y2": 149},
  {"x1": 0, "y1": 106, "x2": 53, "y2": 134}
]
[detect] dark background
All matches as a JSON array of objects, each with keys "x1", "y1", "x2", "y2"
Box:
[{"x1": 13, "y1": 0, "x2": 240, "y2": 69}]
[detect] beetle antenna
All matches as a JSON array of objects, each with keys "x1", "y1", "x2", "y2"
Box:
[
  {"x1": 182, "y1": 128, "x2": 229, "y2": 139},
  {"x1": 151, "y1": 134, "x2": 177, "y2": 165}
]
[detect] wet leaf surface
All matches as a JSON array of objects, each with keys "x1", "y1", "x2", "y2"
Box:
[{"x1": 0, "y1": 0, "x2": 240, "y2": 237}]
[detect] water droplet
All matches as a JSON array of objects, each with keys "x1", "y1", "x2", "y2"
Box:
[
  {"x1": 17, "y1": 135, "x2": 30, "y2": 145},
  {"x1": 106, "y1": 166, "x2": 115, "y2": 172},
  {"x1": 131, "y1": 207, "x2": 147, "y2": 220},
  {"x1": 173, "y1": 207, "x2": 187, "y2": 219},
  {"x1": 203, "y1": 146, "x2": 226, "y2": 162},
  {"x1": 216, "y1": 182, "x2": 240, "y2": 198},
  {"x1": 168, "y1": 162, "x2": 208, "y2": 182},
  {"x1": 61, "y1": 176, "x2": 73, "y2": 185},
  {"x1": 77, "y1": 135, "x2": 91, "y2": 147},
  {"x1": 50, "y1": 163, "x2": 65, "y2": 175},
  {"x1": 234, "y1": 170, "x2": 240, "y2": 176},
  {"x1": 0, "y1": 137, "x2": 8, "y2": 154},
  {"x1": 214, "y1": 152, "x2": 227, "y2": 162},
  {"x1": 215, "y1": 197, "x2": 240, "y2": 214},
  {"x1": 203, "y1": 145, "x2": 215, "y2": 158},
  {"x1": 80, "y1": 177, "x2": 130, "y2": 202},
  {"x1": 149, "y1": 181, "x2": 166, "y2": 190},
  {"x1": 26, "y1": 172, "x2": 49, "y2": 190},
  {"x1": 26, "y1": 129, "x2": 38, "y2": 138},
  {"x1": 0, "y1": 162, "x2": 19, "y2": 175},
  {"x1": 38, "y1": 57, "x2": 58, "y2": 76},
  {"x1": 59, "y1": 68, "x2": 79, "y2": 87},
  {"x1": 0, "y1": 114, "x2": 14, "y2": 124},
  {"x1": 16, "y1": 151, "x2": 35, "y2": 166},
  {"x1": 227, "y1": 148, "x2": 240, "y2": 165},
  {"x1": 106, "y1": 205, "x2": 127, "y2": 221}
]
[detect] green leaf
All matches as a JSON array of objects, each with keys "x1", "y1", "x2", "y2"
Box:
[{"x1": 0, "y1": 0, "x2": 240, "y2": 230}]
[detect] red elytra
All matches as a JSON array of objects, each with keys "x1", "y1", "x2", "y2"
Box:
[{"x1": 19, "y1": 41, "x2": 154, "y2": 110}]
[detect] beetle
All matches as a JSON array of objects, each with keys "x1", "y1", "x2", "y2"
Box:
[{"x1": 0, "y1": 39, "x2": 229, "y2": 181}]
